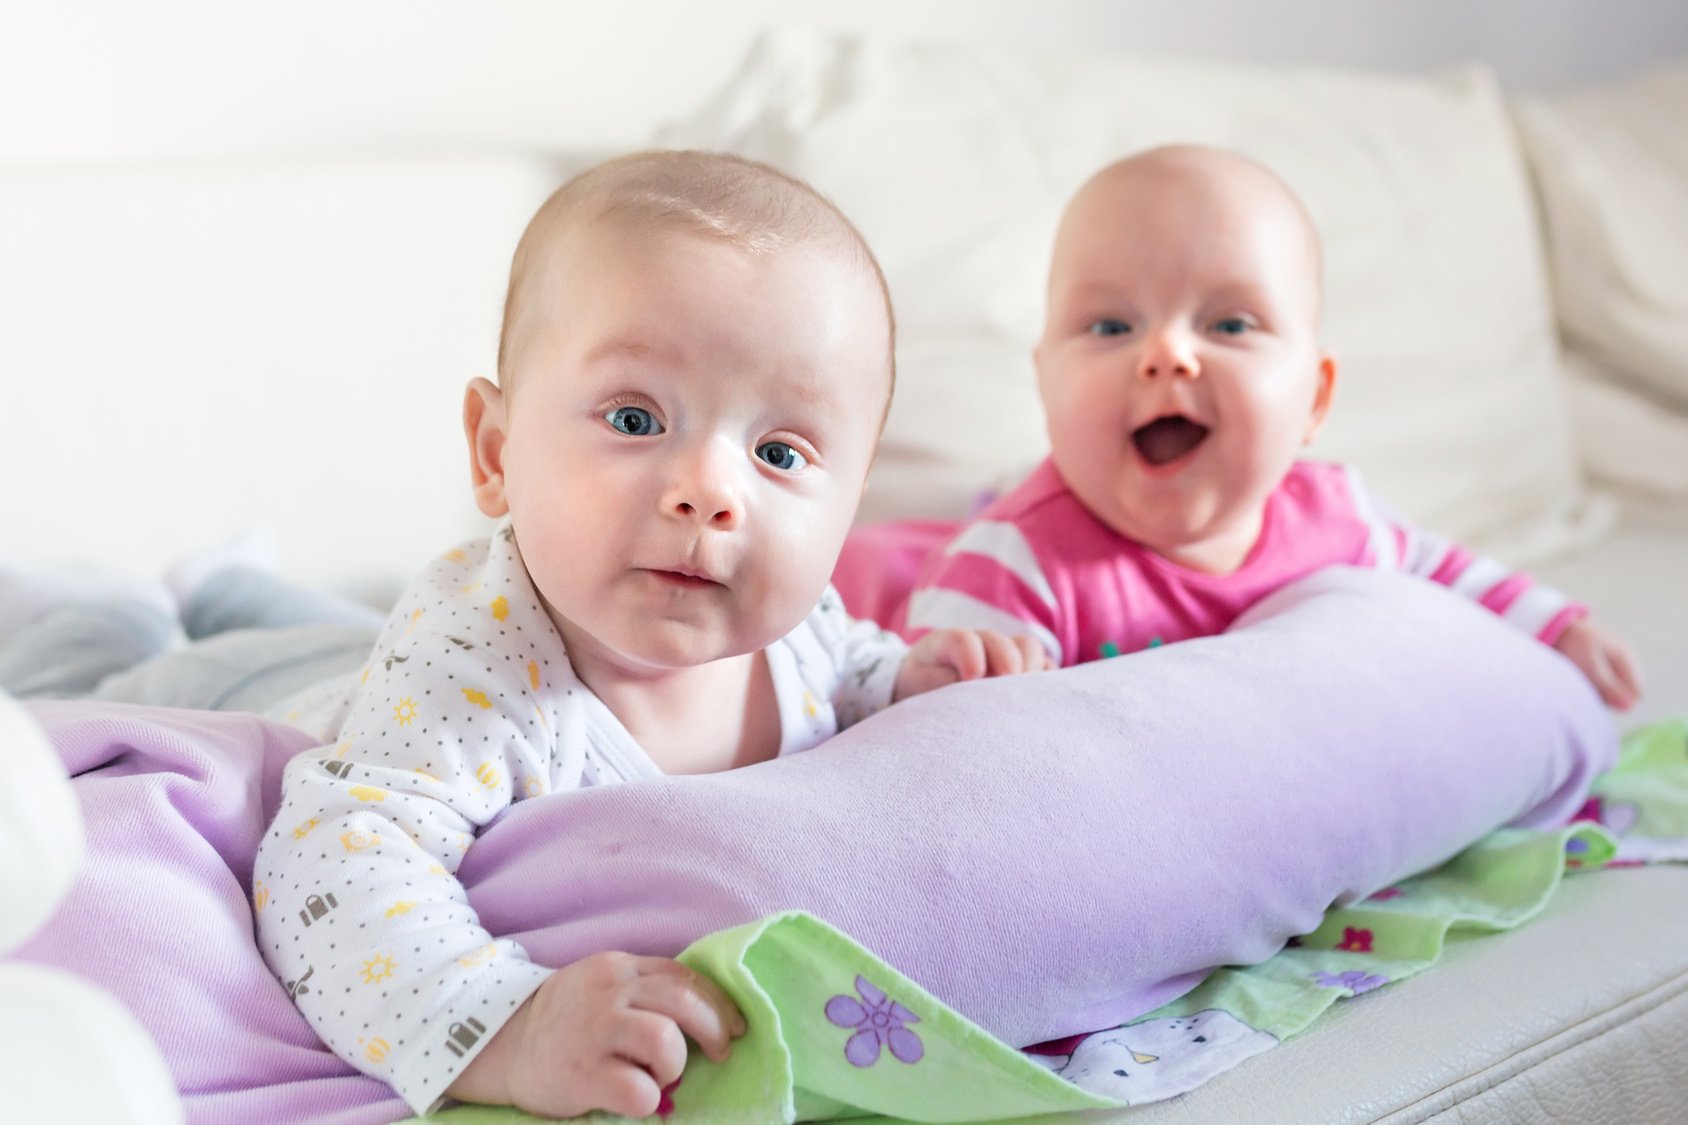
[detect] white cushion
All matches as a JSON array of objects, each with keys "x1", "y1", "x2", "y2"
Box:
[
  {"x1": 1515, "y1": 64, "x2": 1688, "y2": 409},
  {"x1": 0, "y1": 157, "x2": 561, "y2": 596},
  {"x1": 662, "y1": 31, "x2": 1594, "y2": 557},
  {"x1": 0, "y1": 694, "x2": 82, "y2": 954},
  {"x1": 1514, "y1": 63, "x2": 1688, "y2": 496},
  {"x1": 1564, "y1": 354, "x2": 1688, "y2": 499},
  {"x1": 0, "y1": 964, "x2": 182, "y2": 1124}
]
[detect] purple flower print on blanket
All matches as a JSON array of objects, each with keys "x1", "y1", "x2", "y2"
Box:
[
  {"x1": 826, "y1": 975, "x2": 925, "y2": 1066},
  {"x1": 1313, "y1": 970, "x2": 1388, "y2": 995}
]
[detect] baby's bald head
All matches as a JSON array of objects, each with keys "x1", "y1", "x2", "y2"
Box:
[
  {"x1": 497, "y1": 150, "x2": 895, "y2": 402},
  {"x1": 1054, "y1": 144, "x2": 1325, "y2": 323}
]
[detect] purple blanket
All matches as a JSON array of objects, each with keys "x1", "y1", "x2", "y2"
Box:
[
  {"x1": 12, "y1": 705, "x2": 407, "y2": 1125},
  {"x1": 12, "y1": 569, "x2": 1616, "y2": 1122}
]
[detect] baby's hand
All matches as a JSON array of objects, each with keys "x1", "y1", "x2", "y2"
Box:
[
  {"x1": 1553, "y1": 617, "x2": 1644, "y2": 711},
  {"x1": 894, "y1": 628, "x2": 1053, "y2": 701},
  {"x1": 447, "y1": 952, "x2": 745, "y2": 1118}
]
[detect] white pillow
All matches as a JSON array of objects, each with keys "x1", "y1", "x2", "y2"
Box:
[
  {"x1": 661, "y1": 31, "x2": 1594, "y2": 558},
  {"x1": 1564, "y1": 353, "x2": 1688, "y2": 499},
  {"x1": 1514, "y1": 63, "x2": 1688, "y2": 493}
]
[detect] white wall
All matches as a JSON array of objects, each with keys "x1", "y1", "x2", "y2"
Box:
[{"x1": 3, "y1": 1, "x2": 1685, "y2": 164}]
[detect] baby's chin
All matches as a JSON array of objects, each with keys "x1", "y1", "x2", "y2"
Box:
[
  {"x1": 601, "y1": 617, "x2": 794, "y2": 673},
  {"x1": 1082, "y1": 487, "x2": 1262, "y2": 570}
]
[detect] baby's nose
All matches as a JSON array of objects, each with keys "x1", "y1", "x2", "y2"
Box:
[
  {"x1": 673, "y1": 496, "x2": 739, "y2": 528},
  {"x1": 663, "y1": 446, "x2": 743, "y2": 529},
  {"x1": 1139, "y1": 334, "x2": 1199, "y2": 379}
]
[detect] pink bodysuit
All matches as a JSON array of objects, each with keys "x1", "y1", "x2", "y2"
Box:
[{"x1": 901, "y1": 458, "x2": 1584, "y2": 666}]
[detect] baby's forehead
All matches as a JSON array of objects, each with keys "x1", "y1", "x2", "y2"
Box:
[
  {"x1": 529, "y1": 218, "x2": 892, "y2": 393},
  {"x1": 1085, "y1": 150, "x2": 1309, "y2": 229},
  {"x1": 1058, "y1": 148, "x2": 1324, "y2": 293}
]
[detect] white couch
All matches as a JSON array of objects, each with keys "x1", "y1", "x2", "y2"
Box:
[{"x1": 3, "y1": 27, "x2": 1685, "y2": 1124}]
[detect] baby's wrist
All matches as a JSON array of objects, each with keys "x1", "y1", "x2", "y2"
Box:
[{"x1": 444, "y1": 996, "x2": 528, "y2": 1106}]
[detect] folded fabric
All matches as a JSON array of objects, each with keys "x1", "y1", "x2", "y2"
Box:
[{"x1": 8, "y1": 702, "x2": 407, "y2": 1125}]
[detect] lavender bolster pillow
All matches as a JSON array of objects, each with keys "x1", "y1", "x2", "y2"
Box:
[{"x1": 460, "y1": 567, "x2": 1616, "y2": 1046}]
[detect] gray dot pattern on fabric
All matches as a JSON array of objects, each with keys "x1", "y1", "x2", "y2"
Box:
[{"x1": 250, "y1": 522, "x2": 908, "y2": 1113}]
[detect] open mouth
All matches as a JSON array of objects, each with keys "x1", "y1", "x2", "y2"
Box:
[{"x1": 1131, "y1": 415, "x2": 1210, "y2": 467}]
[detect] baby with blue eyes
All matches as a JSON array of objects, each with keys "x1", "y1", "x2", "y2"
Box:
[
  {"x1": 903, "y1": 143, "x2": 1642, "y2": 707},
  {"x1": 254, "y1": 149, "x2": 1048, "y2": 1121}
]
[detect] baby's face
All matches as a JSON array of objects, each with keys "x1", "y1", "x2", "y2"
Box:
[
  {"x1": 1035, "y1": 155, "x2": 1334, "y2": 571},
  {"x1": 481, "y1": 221, "x2": 889, "y2": 673}
]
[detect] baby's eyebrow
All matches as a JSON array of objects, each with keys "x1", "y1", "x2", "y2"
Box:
[{"x1": 581, "y1": 337, "x2": 670, "y2": 367}]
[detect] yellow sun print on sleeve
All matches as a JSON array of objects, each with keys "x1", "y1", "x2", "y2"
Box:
[
  {"x1": 360, "y1": 954, "x2": 397, "y2": 985},
  {"x1": 393, "y1": 698, "x2": 418, "y2": 726},
  {"x1": 489, "y1": 595, "x2": 509, "y2": 621},
  {"x1": 457, "y1": 943, "x2": 497, "y2": 968},
  {"x1": 341, "y1": 830, "x2": 381, "y2": 852}
]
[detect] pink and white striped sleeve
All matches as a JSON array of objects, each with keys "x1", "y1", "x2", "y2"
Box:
[
  {"x1": 1341, "y1": 465, "x2": 1587, "y2": 643},
  {"x1": 901, "y1": 520, "x2": 1066, "y2": 665}
]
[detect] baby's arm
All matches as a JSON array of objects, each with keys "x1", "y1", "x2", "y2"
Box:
[
  {"x1": 811, "y1": 582, "x2": 1047, "y2": 725},
  {"x1": 1350, "y1": 469, "x2": 1643, "y2": 708},
  {"x1": 254, "y1": 607, "x2": 744, "y2": 1115},
  {"x1": 253, "y1": 625, "x2": 555, "y2": 1113}
]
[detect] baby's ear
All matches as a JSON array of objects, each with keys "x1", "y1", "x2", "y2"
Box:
[
  {"x1": 1302, "y1": 354, "x2": 1339, "y2": 445},
  {"x1": 463, "y1": 377, "x2": 511, "y2": 517}
]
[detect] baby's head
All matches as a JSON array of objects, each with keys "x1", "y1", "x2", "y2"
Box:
[
  {"x1": 1035, "y1": 144, "x2": 1337, "y2": 572},
  {"x1": 465, "y1": 150, "x2": 895, "y2": 672}
]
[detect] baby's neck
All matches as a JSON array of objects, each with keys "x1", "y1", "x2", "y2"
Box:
[
  {"x1": 1147, "y1": 510, "x2": 1265, "y2": 576},
  {"x1": 567, "y1": 646, "x2": 780, "y2": 776}
]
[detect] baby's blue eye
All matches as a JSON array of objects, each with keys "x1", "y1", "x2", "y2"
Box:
[
  {"x1": 756, "y1": 441, "x2": 808, "y2": 472},
  {"x1": 1212, "y1": 317, "x2": 1251, "y2": 336},
  {"x1": 605, "y1": 406, "x2": 663, "y2": 436},
  {"x1": 1087, "y1": 318, "x2": 1132, "y2": 338}
]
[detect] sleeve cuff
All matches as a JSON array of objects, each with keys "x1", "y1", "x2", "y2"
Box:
[{"x1": 391, "y1": 959, "x2": 554, "y2": 1116}]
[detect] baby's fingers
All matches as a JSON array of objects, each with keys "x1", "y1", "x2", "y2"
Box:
[
  {"x1": 1604, "y1": 641, "x2": 1644, "y2": 710},
  {"x1": 1013, "y1": 634, "x2": 1053, "y2": 673},
  {"x1": 631, "y1": 959, "x2": 745, "y2": 1064},
  {"x1": 589, "y1": 1057, "x2": 668, "y2": 1120},
  {"x1": 608, "y1": 1008, "x2": 691, "y2": 1088},
  {"x1": 973, "y1": 629, "x2": 1021, "y2": 676},
  {"x1": 935, "y1": 629, "x2": 988, "y2": 681}
]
